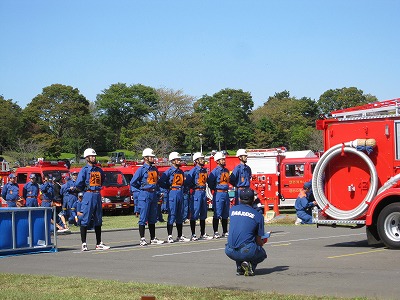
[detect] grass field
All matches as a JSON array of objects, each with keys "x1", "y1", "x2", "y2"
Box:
[{"x1": 0, "y1": 273, "x2": 367, "y2": 300}]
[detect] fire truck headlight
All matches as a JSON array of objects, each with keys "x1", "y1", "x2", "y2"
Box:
[
  {"x1": 102, "y1": 197, "x2": 111, "y2": 203},
  {"x1": 124, "y1": 197, "x2": 130, "y2": 203}
]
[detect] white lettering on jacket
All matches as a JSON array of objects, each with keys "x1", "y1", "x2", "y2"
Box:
[{"x1": 231, "y1": 210, "x2": 255, "y2": 219}]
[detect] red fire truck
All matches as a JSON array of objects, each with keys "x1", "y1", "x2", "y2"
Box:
[
  {"x1": 313, "y1": 98, "x2": 400, "y2": 249},
  {"x1": 14, "y1": 160, "x2": 70, "y2": 206},
  {"x1": 208, "y1": 149, "x2": 319, "y2": 211}
]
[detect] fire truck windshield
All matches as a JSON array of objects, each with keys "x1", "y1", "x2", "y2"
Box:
[
  {"x1": 42, "y1": 171, "x2": 69, "y2": 183},
  {"x1": 103, "y1": 171, "x2": 127, "y2": 187}
]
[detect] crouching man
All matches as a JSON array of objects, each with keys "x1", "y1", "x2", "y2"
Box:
[{"x1": 225, "y1": 188, "x2": 267, "y2": 276}]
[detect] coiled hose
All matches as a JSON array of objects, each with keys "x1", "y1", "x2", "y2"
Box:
[{"x1": 312, "y1": 141, "x2": 379, "y2": 220}]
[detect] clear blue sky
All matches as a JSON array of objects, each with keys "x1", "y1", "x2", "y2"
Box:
[{"x1": 1, "y1": 0, "x2": 399, "y2": 109}]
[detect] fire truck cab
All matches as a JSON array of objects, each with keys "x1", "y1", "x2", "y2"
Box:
[
  {"x1": 314, "y1": 98, "x2": 400, "y2": 249},
  {"x1": 14, "y1": 160, "x2": 70, "y2": 205}
]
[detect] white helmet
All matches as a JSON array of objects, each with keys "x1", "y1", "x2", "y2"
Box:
[
  {"x1": 213, "y1": 151, "x2": 225, "y2": 161},
  {"x1": 236, "y1": 149, "x2": 248, "y2": 157},
  {"x1": 142, "y1": 148, "x2": 155, "y2": 157},
  {"x1": 169, "y1": 151, "x2": 181, "y2": 161},
  {"x1": 193, "y1": 152, "x2": 204, "y2": 161},
  {"x1": 83, "y1": 148, "x2": 97, "y2": 158}
]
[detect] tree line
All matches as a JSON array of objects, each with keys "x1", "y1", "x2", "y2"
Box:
[{"x1": 0, "y1": 83, "x2": 377, "y2": 165}]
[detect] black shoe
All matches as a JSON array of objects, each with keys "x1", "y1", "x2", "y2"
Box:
[
  {"x1": 241, "y1": 261, "x2": 255, "y2": 276},
  {"x1": 236, "y1": 267, "x2": 244, "y2": 276}
]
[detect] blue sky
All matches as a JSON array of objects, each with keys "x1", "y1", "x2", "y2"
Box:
[{"x1": 1, "y1": 0, "x2": 399, "y2": 109}]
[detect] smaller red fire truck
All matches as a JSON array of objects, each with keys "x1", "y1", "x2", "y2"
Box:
[
  {"x1": 208, "y1": 149, "x2": 319, "y2": 212},
  {"x1": 313, "y1": 98, "x2": 400, "y2": 249},
  {"x1": 14, "y1": 160, "x2": 70, "y2": 206}
]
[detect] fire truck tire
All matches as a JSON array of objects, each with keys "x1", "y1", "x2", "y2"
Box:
[{"x1": 377, "y1": 203, "x2": 400, "y2": 249}]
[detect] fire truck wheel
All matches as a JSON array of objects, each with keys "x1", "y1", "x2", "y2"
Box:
[{"x1": 377, "y1": 203, "x2": 400, "y2": 249}]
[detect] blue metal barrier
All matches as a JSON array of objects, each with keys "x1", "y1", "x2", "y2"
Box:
[{"x1": 0, "y1": 207, "x2": 57, "y2": 256}]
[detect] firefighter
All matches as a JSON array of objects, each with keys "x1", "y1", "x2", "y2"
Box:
[
  {"x1": 40, "y1": 175, "x2": 54, "y2": 207},
  {"x1": 130, "y1": 148, "x2": 164, "y2": 246},
  {"x1": 230, "y1": 149, "x2": 252, "y2": 205},
  {"x1": 52, "y1": 176, "x2": 63, "y2": 214},
  {"x1": 186, "y1": 152, "x2": 213, "y2": 240},
  {"x1": 74, "y1": 148, "x2": 110, "y2": 251},
  {"x1": 295, "y1": 181, "x2": 317, "y2": 225},
  {"x1": 1, "y1": 174, "x2": 21, "y2": 207},
  {"x1": 61, "y1": 171, "x2": 79, "y2": 225},
  {"x1": 23, "y1": 174, "x2": 39, "y2": 207},
  {"x1": 225, "y1": 188, "x2": 267, "y2": 276},
  {"x1": 207, "y1": 151, "x2": 230, "y2": 238},
  {"x1": 158, "y1": 152, "x2": 190, "y2": 243}
]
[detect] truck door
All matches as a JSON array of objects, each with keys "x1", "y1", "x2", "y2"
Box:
[
  {"x1": 280, "y1": 162, "x2": 306, "y2": 206},
  {"x1": 394, "y1": 121, "x2": 400, "y2": 175}
]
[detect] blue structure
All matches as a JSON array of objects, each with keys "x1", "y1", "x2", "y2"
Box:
[{"x1": 0, "y1": 207, "x2": 57, "y2": 257}]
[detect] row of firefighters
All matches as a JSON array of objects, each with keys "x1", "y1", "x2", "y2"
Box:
[{"x1": 0, "y1": 148, "x2": 254, "y2": 234}]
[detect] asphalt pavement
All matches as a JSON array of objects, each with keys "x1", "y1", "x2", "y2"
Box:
[{"x1": 1, "y1": 224, "x2": 399, "y2": 299}]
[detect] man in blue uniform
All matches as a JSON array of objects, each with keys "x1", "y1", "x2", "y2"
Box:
[
  {"x1": 207, "y1": 151, "x2": 230, "y2": 239},
  {"x1": 230, "y1": 149, "x2": 252, "y2": 205},
  {"x1": 40, "y1": 175, "x2": 54, "y2": 207},
  {"x1": 225, "y1": 188, "x2": 267, "y2": 276},
  {"x1": 130, "y1": 148, "x2": 164, "y2": 246},
  {"x1": 158, "y1": 152, "x2": 190, "y2": 243},
  {"x1": 74, "y1": 148, "x2": 110, "y2": 251},
  {"x1": 295, "y1": 181, "x2": 317, "y2": 224},
  {"x1": 61, "y1": 171, "x2": 79, "y2": 225},
  {"x1": 186, "y1": 152, "x2": 213, "y2": 241},
  {"x1": 1, "y1": 174, "x2": 21, "y2": 207},
  {"x1": 23, "y1": 174, "x2": 39, "y2": 207}
]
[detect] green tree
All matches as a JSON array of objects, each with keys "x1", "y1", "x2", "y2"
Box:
[
  {"x1": 0, "y1": 95, "x2": 23, "y2": 154},
  {"x1": 317, "y1": 87, "x2": 377, "y2": 116},
  {"x1": 22, "y1": 84, "x2": 90, "y2": 158},
  {"x1": 251, "y1": 91, "x2": 319, "y2": 150},
  {"x1": 96, "y1": 83, "x2": 159, "y2": 148},
  {"x1": 195, "y1": 88, "x2": 254, "y2": 150}
]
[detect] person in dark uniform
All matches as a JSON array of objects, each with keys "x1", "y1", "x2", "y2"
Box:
[
  {"x1": 186, "y1": 152, "x2": 213, "y2": 240},
  {"x1": 207, "y1": 151, "x2": 230, "y2": 239},
  {"x1": 40, "y1": 175, "x2": 54, "y2": 207},
  {"x1": 130, "y1": 148, "x2": 164, "y2": 246},
  {"x1": 158, "y1": 152, "x2": 190, "y2": 243},
  {"x1": 74, "y1": 148, "x2": 110, "y2": 251},
  {"x1": 23, "y1": 174, "x2": 39, "y2": 207},
  {"x1": 225, "y1": 188, "x2": 267, "y2": 276},
  {"x1": 230, "y1": 149, "x2": 252, "y2": 205},
  {"x1": 61, "y1": 171, "x2": 79, "y2": 224},
  {"x1": 1, "y1": 174, "x2": 21, "y2": 207},
  {"x1": 295, "y1": 181, "x2": 317, "y2": 224}
]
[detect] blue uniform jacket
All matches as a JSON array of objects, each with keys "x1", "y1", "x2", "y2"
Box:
[
  {"x1": 229, "y1": 163, "x2": 252, "y2": 188},
  {"x1": 295, "y1": 195, "x2": 314, "y2": 212},
  {"x1": 2, "y1": 182, "x2": 20, "y2": 201},
  {"x1": 227, "y1": 203, "x2": 265, "y2": 249},
  {"x1": 75, "y1": 164, "x2": 105, "y2": 192},
  {"x1": 40, "y1": 182, "x2": 54, "y2": 200},
  {"x1": 61, "y1": 179, "x2": 78, "y2": 199},
  {"x1": 158, "y1": 166, "x2": 185, "y2": 190},
  {"x1": 207, "y1": 165, "x2": 230, "y2": 191},
  {"x1": 130, "y1": 163, "x2": 159, "y2": 191},
  {"x1": 23, "y1": 181, "x2": 39, "y2": 198},
  {"x1": 186, "y1": 165, "x2": 208, "y2": 189}
]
